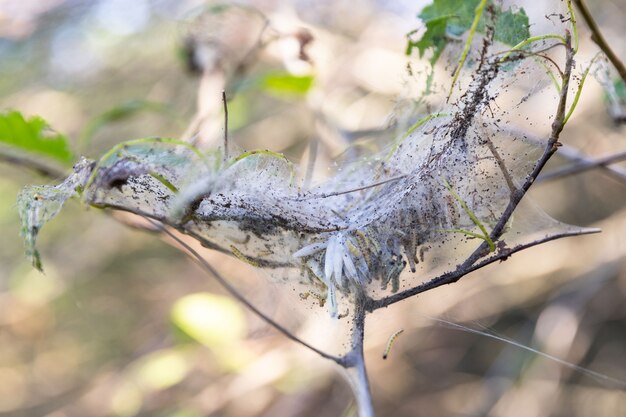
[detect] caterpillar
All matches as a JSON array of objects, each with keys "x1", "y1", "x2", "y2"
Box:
[
  {"x1": 382, "y1": 329, "x2": 404, "y2": 359},
  {"x1": 230, "y1": 245, "x2": 261, "y2": 267}
]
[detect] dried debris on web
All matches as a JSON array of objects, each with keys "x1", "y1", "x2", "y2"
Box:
[{"x1": 18, "y1": 0, "x2": 593, "y2": 354}]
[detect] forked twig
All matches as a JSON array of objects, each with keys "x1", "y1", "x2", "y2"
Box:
[
  {"x1": 222, "y1": 90, "x2": 229, "y2": 162},
  {"x1": 369, "y1": 226, "x2": 600, "y2": 310}
]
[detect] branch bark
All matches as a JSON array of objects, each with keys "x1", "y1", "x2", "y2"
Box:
[
  {"x1": 538, "y1": 149, "x2": 626, "y2": 182},
  {"x1": 340, "y1": 290, "x2": 374, "y2": 417},
  {"x1": 0, "y1": 151, "x2": 67, "y2": 179},
  {"x1": 368, "y1": 227, "x2": 599, "y2": 310},
  {"x1": 573, "y1": 0, "x2": 626, "y2": 85}
]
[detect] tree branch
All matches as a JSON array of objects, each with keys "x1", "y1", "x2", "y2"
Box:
[
  {"x1": 573, "y1": 0, "x2": 626, "y2": 85},
  {"x1": 538, "y1": 149, "x2": 626, "y2": 182},
  {"x1": 499, "y1": 125, "x2": 626, "y2": 183},
  {"x1": 340, "y1": 290, "x2": 374, "y2": 417},
  {"x1": 368, "y1": 227, "x2": 600, "y2": 310},
  {"x1": 0, "y1": 150, "x2": 67, "y2": 179}
]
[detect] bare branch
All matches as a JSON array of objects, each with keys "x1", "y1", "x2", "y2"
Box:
[
  {"x1": 501, "y1": 126, "x2": 626, "y2": 183},
  {"x1": 299, "y1": 175, "x2": 407, "y2": 200},
  {"x1": 368, "y1": 227, "x2": 600, "y2": 310},
  {"x1": 573, "y1": 0, "x2": 626, "y2": 85},
  {"x1": 538, "y1": 149, "x2": 626, "y2": 182},
  {"x1": 0, "y1": 151, "x2": 67, "y2": 179},
  {"x1": 340, "y1": 290, "x2": 374, "y2": 417},
  {"x1": 222, "y1": 90, "x2": 229, "y2": 162}
]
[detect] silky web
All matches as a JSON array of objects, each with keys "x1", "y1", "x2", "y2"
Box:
[
  {"x1": 428, "y1": 315, "x2": 626, "y2": 390},
  {"x1": 18, "y1": 1, "x2": 587, "y2": 356}
]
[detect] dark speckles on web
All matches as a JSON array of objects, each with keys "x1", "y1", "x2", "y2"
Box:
[{"x1": 26, "y1": 28, "x2": 571, "y2": 319}]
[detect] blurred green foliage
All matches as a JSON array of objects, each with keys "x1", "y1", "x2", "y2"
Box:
[
  {"x1": 80, "y1": 100, "x2": 172, "y2": 151},
  {"x1": 171, "y1": 292, "x2": 246, "y2": 349},
  {"x1": 1, "y1": 0, "x2": 626, "y2": 416},
  {"x1": 0, "y1": 110, "x2": 73, "y2": 165},
  {"x1": 256, "y1": 72, "x2": 315, "y2": 97},
  {"x1": 407, "y1": 0, "x2": 530, "y2": 64}
]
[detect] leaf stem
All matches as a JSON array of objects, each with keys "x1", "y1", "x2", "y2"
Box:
[
  {"x1": 443, "y1": 179, "x2": 496, "y2": 252},
  {"x1": 564, "y1": 52, "x2": 604, "y2": 125},
  {"x1": 499, "y1": 34, "x2": 566, "y2": 63},
  {"x1": 448, "y1": 0, "x2": 488, "y2": 99},
  {"x1": 566, "y1": 0, "x2": 579, "y2": 53}
]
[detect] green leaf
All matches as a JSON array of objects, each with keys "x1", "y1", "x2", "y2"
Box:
[
  {"x1": 493, "y1": 6, "x2": 530, "y2": 46},
  {"x1": 407, "y1": 0, "x2": 530, "y2": 65},
  {"x1": 134, "y1": 349, "x2": 190, "y2": 390},
  {"x1": 419, "y1": 0, "x2": 480, "y2": 37},
  {"x1": 257, "y1": 72, "x2": 314, "y2": 97},
  {"x1": 0, "y1": 110, "x2": 73, "y2": 165},
  {"x1": 407, "y1": 15, "x2": 454, "y2": 65}
]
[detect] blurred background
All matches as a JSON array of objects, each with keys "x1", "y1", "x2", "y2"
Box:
[{"x1": 0, "y1": 0, "x2": 625, "y2": 416}]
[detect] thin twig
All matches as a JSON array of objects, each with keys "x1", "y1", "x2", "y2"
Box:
[
  {"x1": 145, "y1": 217, "x2": 342, "y2": 364},
  {"x1": 538, "y1": 150, "x2": 626, "y2": 182},
  {"x1": 573, "y1": 0, "x2": 626, "y2": 85},
  {"x1": 368, "y1": 227, "x2": 600, "y2": 310},
  {"x1": 500, "y1": 48, "x2": 565, "y2": 79},
  {"x1": 501, "y1": 126, "x2": 626, "y2": 183},
  {"x1": 222, "y1": 90, "x2": 229, "y2": 162},
  {"x1": 0, "y1": 151, "x2": 67, "y2": 179},
  {"x1": 299, "y1": 175, "x2": 406, "y2": 200},
  {"x1": 89, "y1": 201, "x2": 296, "y2": 268},
  {"x1": 483, "y1": 135, "x2": 517, "y2": 194},
  {"x1": 302, "y1": 137, "x2": 318, "y2": 190}
]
